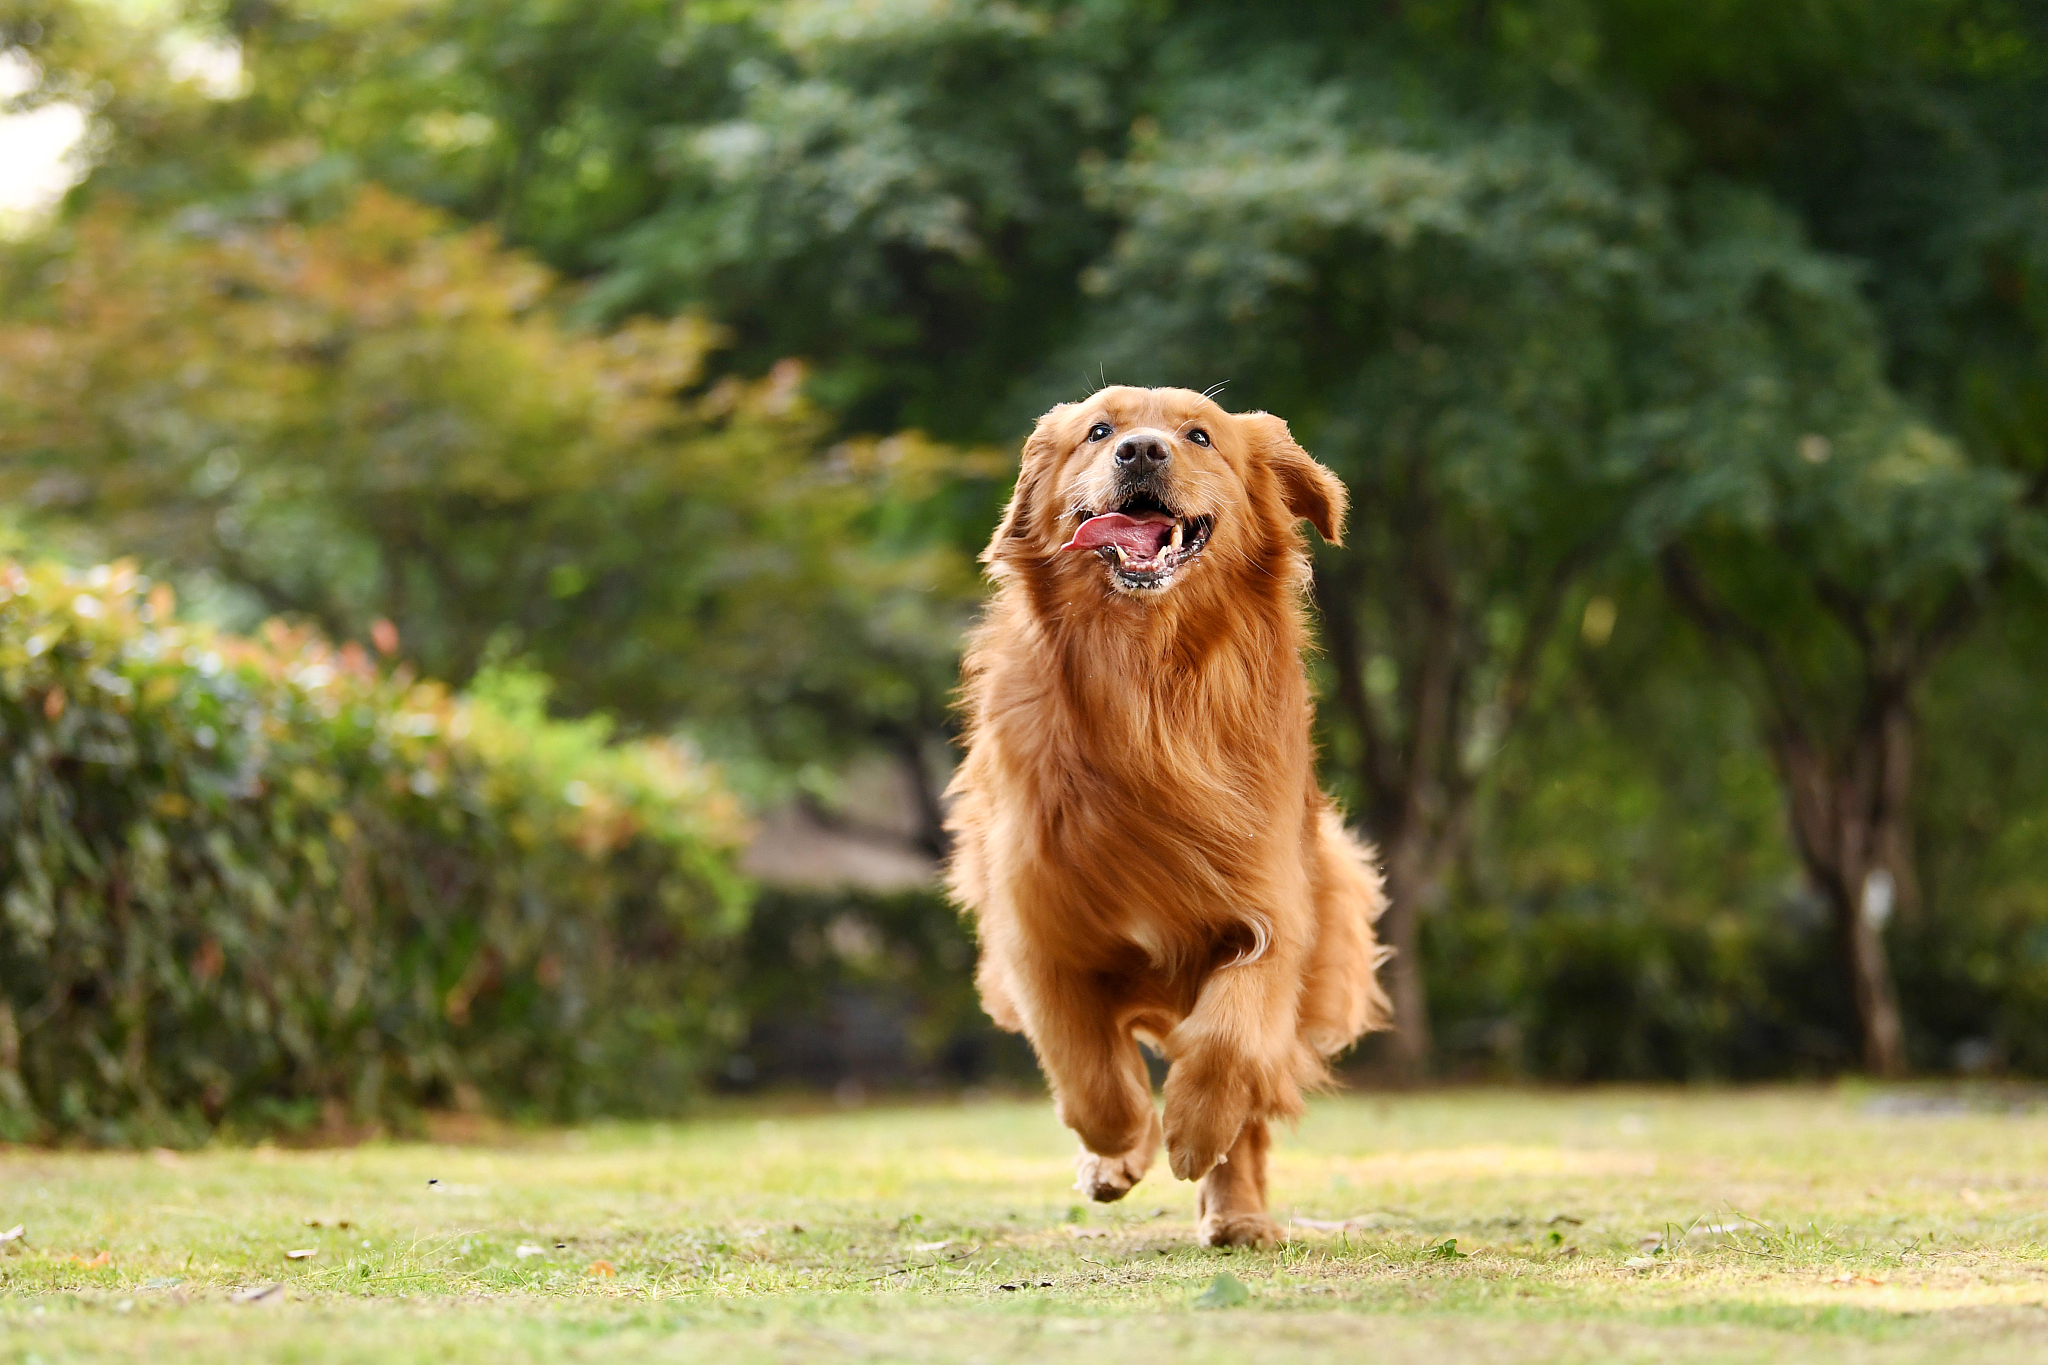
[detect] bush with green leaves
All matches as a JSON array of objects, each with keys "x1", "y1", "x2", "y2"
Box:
[{"x1": 0, "y1": 559, "x2": 749, "y2": 1144}]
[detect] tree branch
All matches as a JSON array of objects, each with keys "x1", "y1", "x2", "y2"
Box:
[
  {"x1": 1312, "y1": 554, "x2": 1398, "y2": 818},
  {"x1": 1811, "y1": 570, "x2": 1875, "y2": 654},
  {"x1": 211, "y1": 539, "x2": 357, "y2": 645},
  {"x1": 1493, "y1": 543, "x2": 1591, "y2": 743},
  {"x1": 1659, "y1": 545, "x2": 1815, "y2": 744}
]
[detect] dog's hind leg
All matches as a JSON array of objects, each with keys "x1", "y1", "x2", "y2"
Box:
[
  {"x1": 1195, "y1": 1118, "x2": 1281, "y2": 1247},
  {"x1": 1296, "y1": 809, "x2": 1392, "y2": 1055}
]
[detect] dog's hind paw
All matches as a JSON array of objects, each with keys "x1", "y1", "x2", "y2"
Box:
[{"x1": 1198, "y1": 1211, "x2": 1283, "y2": 1248}]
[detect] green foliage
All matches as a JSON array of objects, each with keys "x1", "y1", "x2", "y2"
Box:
[
  {"x1": 7, "y1": 0, "x2": 2048, "y2": 1083},
  {"x1": 1902, "y1": 595, "x2": 2048, "y2": 1072},
  {"x1": 727, "y1": 885, "x2": 1035, "y2": 1090},
  {"x1": 0, "y1": 558, "x2": 749, "y2": 1143},
  {"x1": 1073, "y1": 64, "x2": 1659, "y2": 788},
  {"x1": 1614, "y1": 186, "x2": 2026, "y2": 687},
  {"x1": 0, "y1": 188, "x2": 985, "y2": 789},
  {"x1": 1425, "y1": 601, "x2": 1842, "y2": 1080}
]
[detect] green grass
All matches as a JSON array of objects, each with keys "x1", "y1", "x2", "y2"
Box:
[{"x1": 5, "y1": 1086, "x2": 2048, "y2": 1362}]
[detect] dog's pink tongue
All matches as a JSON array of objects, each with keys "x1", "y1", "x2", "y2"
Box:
[{"x1": 1059, "y1": 512, "x2": 1174, "y2": 557}]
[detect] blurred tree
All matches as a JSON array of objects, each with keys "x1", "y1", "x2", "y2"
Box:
[
  {"x1": 9, "y1": 0, "x2": 2048, "y2": 1080},
  {"x1": 1443, "y1": 577, "x2": 1839, "y2": 1081},
  {"x1": 1066, "y1": 71, "x2": 1658, "y2": 1073},
  {"x1": 14, "y1": 0, "x2": 1140, "y2": 448},
  {"x1": 0, "y1": 190, "x2": 985, "y2": 842},
  {"x1": 5, "y1": 1, "x2": 1013, "y2": 845},
  {"x1": 1614, "y1": 190, "x2": 2035, "y2": 1075},
  {"x1": 1581, "y1": 0, "x2": 2048, "y2": 1074}
]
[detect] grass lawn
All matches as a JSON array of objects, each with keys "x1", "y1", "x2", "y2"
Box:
[{"x1": 4, "y1": 1086, "x2": 2048, "y2": 1363}]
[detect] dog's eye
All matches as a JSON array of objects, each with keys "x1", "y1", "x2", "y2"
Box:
[
  {"x1": 1187, "y1": 428, "x2": 1211, "y2": 447},
  {"x1": 1087, "y1": 422, "x2": 1114, "y2": 442}
]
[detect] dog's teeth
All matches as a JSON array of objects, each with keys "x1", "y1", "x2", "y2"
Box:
[
  {"x1": 1112, "y1": 546, "x2": 1129, "y2": 567},
  {"x1": 1171, "y1": 522, "x2": 1184, "y2": 551}
]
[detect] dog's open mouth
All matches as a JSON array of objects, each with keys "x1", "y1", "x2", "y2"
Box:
[{"x1": 1058, "y1": 492, "x2": 1214, "y2": 590}]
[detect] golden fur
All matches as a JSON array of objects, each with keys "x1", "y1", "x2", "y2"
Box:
[{"x1": 945, "y1": 386, "x2": 1390, "y2": 1247}]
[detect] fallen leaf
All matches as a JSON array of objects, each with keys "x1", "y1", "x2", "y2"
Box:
[
  {"x1": 1960, "y1": 1188, "x2": 1983, "y2": 1207},
  {"x1": 515, "y1": 1244, "x2": 545, "y2": 1259},
  {"x1": 1624, "y1": 1256, "x2": 1658, "y2": 1271},
  {"x1": 284, "y1": 1248, "x2": 317, "y2": 1261},
  {"x1": 231, "y1": 1283, "x2": 285, "y2": 1306},
  {"x1": 1061, "y1": 1228, "x2": 1107, "y2": 1240},
  {"x1": 1426, "y1": 1238, "x2": 1467, "y2": 1260},
  {"x1": 586, "y1": 1260, "x2": 616, "y2": 1277},
  {"x1": 70, "y1": 1250, "x2": 111, "y2": 1269},
  {"x1": 1195, "y1": 1271, "x2": 1251, "y2": 1309},
  {"x1": 911, "y1": 1238, "x2": 955, "y2": 1251},
  {"x1": 0, "y1": 1224, "x2": 22, "y2": 1245}
]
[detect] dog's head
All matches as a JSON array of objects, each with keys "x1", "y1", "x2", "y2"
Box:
[{"x1": 986, "y1": 386, "x2": 1345, "y2": 600}]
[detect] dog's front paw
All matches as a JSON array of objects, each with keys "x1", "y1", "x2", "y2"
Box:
[
  {"x1": 1073, "y1": 1144, "x2": 1149, "y2": 1202},
  {"x1": 1073, "y1": 1109, "x2": 1161, "y2": 1202},
  {"x1": 1161, "y1": 1060, "x2": 1246, "y2": 1183},
  {"x1": 1199, "y1": 1210, "x2": 1284, "y2": 1248}
]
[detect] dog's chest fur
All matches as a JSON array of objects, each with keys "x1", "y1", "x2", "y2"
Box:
[{"x1": 971, "y1": 595, "x2": 1317, "y2": 968}]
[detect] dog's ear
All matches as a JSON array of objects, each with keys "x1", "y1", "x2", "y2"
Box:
[
  {"x1": 985, "y1": 405, "x2": 1071, "y2": 565},
  {"x1": 1242, "y1": 411, "x2": 1346, "y2": 545}
]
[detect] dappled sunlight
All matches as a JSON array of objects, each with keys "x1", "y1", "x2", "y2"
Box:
[
  {"x1": 7, "y1": 1090, "x2": 2048, "y2": 1364},
  {"x1": 5, "y1": 2, "x2": 2048, "y2": 1361}
]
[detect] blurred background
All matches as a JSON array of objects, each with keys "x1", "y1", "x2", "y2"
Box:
[{"x1": 1, "y1": 0, "x2": 2045, "y2": 1144}]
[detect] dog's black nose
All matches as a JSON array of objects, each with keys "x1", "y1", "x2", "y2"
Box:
[{"x1": 1113, "y1": 435, "x2": 1170, "y2": 470}]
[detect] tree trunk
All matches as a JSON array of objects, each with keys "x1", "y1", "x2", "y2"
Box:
[
  {"x1": 1833, "y1": 871, "x2": 1907, "y2": 1076},
  {"x1": 1772, "y1": 700, "x2": 1913, "y2": 1078},
  {"x1": 1658, "y1": 548, "x2": 1927, "y2": 1079},
  {"x1": 894, "y1": 727, "x2": 953, "y2": 861},
  {"x1": 1374, "y1": 827, "x2": 1437, "y2": 1079}
]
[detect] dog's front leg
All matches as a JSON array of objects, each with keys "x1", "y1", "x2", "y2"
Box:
[
  {"x1": 1015, "y1": 964, "x2": 1160, "y2": 1203},
  {"x1": 1160, "y1": 943, "x2": 1309, "y2": 1187}
]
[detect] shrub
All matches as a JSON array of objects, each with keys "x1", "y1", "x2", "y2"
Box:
[
  {"x1": 0, "y1": 560, "x2": 749, "y2": 1144},
  {"x1": 723, "y1": 886, "x2": 1036, "y2": 1093}
]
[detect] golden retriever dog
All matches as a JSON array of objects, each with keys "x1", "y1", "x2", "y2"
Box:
[{"x1": 945, "y1": 385, "x2": 1390, "y2": 1247}]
